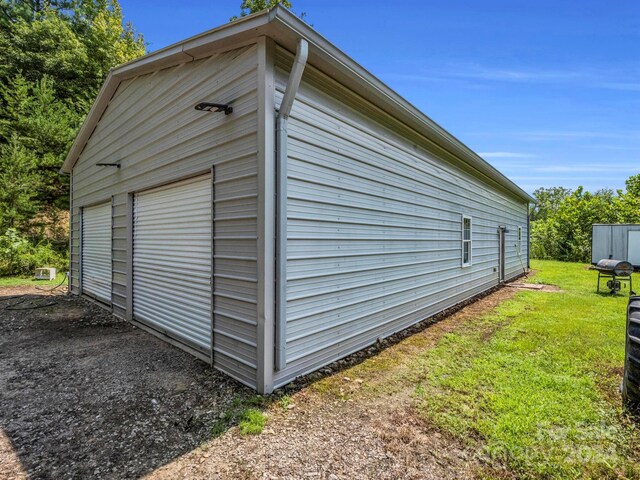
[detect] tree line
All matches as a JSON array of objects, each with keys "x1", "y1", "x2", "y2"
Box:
[
  {"x1": 0, "y1": 0, "x2": 636, "y2": 275},
  {"x1": 0, "y1": 0, "x2": 145, "y2": 274},
  {"x1": 530, "y1": 174, "x2": 640, "y2": 263}
]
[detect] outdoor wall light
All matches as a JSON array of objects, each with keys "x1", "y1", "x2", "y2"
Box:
[{"x1": 194, "y1": 102, "x2": 233, "y2": 115}]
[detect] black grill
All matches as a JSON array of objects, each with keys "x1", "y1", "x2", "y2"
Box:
[{"x1": 594, "y1": 259, "x2": 635, "y2": 295}]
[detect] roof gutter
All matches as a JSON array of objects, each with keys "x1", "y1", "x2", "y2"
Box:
[{"x1": 275, "y1": 38, "x2": 308, "y2": 371}]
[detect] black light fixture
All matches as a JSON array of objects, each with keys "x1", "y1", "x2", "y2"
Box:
[{"x1": 195, "y1": 102, "x2": 233, "y2": 115}]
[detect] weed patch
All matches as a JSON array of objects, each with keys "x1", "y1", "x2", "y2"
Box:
[
  {"x1": 239, "y1": 409, "x2": 267, "y2": 435},
  {"x1": 210, "y1": 395, "x2": 269, "y2": 438}
]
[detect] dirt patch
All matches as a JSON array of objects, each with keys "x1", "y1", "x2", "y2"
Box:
[
  {"x1": 149, "y1": 283, "x2": 526, "y2": 479},
  {"x1": 149, "y1": 394, "x2": 479, "y2": 480},
  {"x1": 507, "y1": 282, "x2": 562, "y2": 292},
  {"x1": 0, "y1": 289, "x2": 252, "y2": 479},
  {"x1": 0, "y1": 284, "x2": 63, "y2": 298}
]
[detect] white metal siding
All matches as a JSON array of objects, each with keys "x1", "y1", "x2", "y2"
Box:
[
  {"x1": 629, "y1": 231, "x2": 640, "y2": 266},
  {"x1": 82, "y1": 202, "x2": 112, "y2": 303},
  {"x1": 111, "y1": 192, "x2": 128, "y2": 319},
  {"x1": 70, "y1": 45, "x2": 260, "y2": 387},
  {"x1": 273, "y1": 46, "x2": 529, "y2": 386},
  {"x1": 592, "y1": 225, "x2": 613, "y2": 263},
  {"x1": 133, "y1": 175, "x2": 212, "y2": 352},
  {"x1": 592, "y1": 224, "x2": 640, "y2": 265}
]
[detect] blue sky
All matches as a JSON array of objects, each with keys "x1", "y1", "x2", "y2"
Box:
[{"x1": 119, "y1": 0, "x2": 639, "y2": 194}]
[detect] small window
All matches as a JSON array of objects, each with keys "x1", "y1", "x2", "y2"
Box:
[
  {"x1": 517, "y1": 226, "x2": 523, "y2": 254},
  {"x1": 462, "y1": 215, "x2": 472, "y2": 267}
]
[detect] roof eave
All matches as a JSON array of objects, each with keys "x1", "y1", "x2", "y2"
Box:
[
  {"x1": 61, "y1": 9, "x2": 276, "y2": 174},
  {"x1": 61, "y1": 5, "x2": 534, "y2": 204}
]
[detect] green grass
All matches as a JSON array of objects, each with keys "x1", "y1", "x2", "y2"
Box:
[
  {"x1": 277, "y1": 394, "x2": 292, "y2": 410},
  {"x1": 0, "y1": 272, "x2": 68, "y2": 287},
  {"x1": 209, "y1": 395, "x2": 269, "y2": 438},
  {"x1": 238, "y1": 409, "x2": 267, "y2": 435},
  {"x1": 409, "y1": 260, "x2": 640, "y2": 479}
]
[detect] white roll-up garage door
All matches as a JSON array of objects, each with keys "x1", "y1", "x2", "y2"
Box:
[
  {"x1": 82, "y1": 202, "x2": 112, "y2": 303},
  {"x1": 133, "y1": 175, "x2": 213, "y2": 353}
]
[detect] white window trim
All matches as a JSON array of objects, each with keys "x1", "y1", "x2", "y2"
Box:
[
  {"x1": 462, "y1": 215, "x2": 472, "y2": 267},
  {"x1": 517, "y1": 226, "x2": 523, "y2": 254}
]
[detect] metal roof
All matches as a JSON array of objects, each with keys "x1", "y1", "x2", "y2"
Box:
[{"x1": 61, "y1": 6, "x2": 534, "y2": 203}]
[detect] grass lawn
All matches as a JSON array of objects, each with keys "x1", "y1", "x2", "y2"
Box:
[
  {"x1": 315, "y1": 260, "x2": 640, "y2": 479},
  {"x1": 414, "y1": 260, "x2": 640, "y2": 479},
  {"x1": 0, "y1": 272, "x2": 68, "y2": 288}
]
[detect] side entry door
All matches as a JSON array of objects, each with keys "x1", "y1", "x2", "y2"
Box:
[{"x1": 498, "y1": 226, "x2": 506, "y2": 283}]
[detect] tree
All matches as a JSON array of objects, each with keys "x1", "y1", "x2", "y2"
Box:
[
  {"x1": 1, "y1": 75, "x2": 80, "y2": 207},
  {"x1": 625, "y1": 174, "x2": 640, "y2": 198},
  {"x1": 231, "y1": 0, "x2": 292, "y2": 20},
  {"x1": 530, "y1": 176, "x2": 640, "y2": 263},
  {"x1": 530, "y1": 186, "x2": 571, "y2": 222},
  {"x1": 0, "y1": 0, "x2": 145, "y2": 260},
  {"x1": 0, "y1": 2, "x2": 144, "y2": 109},
  {"x1": 0, "y1": 136, "x2": 40, "y2": 231}
]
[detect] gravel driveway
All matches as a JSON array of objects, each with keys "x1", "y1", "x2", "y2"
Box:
[
  {"x1": 1, "y1": 283, "x2": 519, "y2": 479},
  {"x1": 0, "y1": 289, "x2": 251, "y2": 479}
]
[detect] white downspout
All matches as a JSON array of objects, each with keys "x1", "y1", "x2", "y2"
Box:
[{"x1": 275, "y1": 38, "x2": 308, "y2": 371}]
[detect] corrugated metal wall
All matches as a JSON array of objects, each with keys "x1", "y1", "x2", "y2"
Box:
[
  {"x1": 592, "y1": 224, "x2": 640, "y2": 265},
  {"x1": 592, "y1": 225, "x2": 614, "y2": 264},
  {"x1": 133, "y1": 175, "x2": 213, "y2": 354},
  {"x1": 81, "y1": 202, "x2": 112, "y2": 302},
  {"x1": 273, "y1": 46, "x2": 529, "y2": 386},
  {"x1": 70, "y1": 44, "x2": 260, "y2": 388},
  {"x1": 630, "y1": 232, "x2": 640, "y2": 266}
]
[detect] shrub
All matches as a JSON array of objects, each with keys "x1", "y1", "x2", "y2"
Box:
[{"x1": 0, "y1": 228, "x2": 68, "y2": 276}]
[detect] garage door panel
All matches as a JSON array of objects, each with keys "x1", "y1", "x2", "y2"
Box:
[
  {"x1": 133, "y1": 256, "x2": 211, "y2": 271},
  {"x1": 133, "y1": 307, "x2": 210, "y2": 347},
  {"x1": 133, "y1": 175, "x2": 213, "y2": 353},
  {"x1": 82, "y1": 202, "x2": 112, "y2": 303}
]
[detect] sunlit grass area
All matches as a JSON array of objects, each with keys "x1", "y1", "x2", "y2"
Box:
[
  {"x1": 409, "y1": 260, "x2": 640, "y2": 478},
  {"x1": 0, "y1": 272, "x2": 68, "y2": 288},
  {"x1": 312, "y1": 260, "x2": 640, "y2": 478}
]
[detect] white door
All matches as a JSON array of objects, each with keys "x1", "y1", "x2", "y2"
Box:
[
  {"x1": 82, "y1": 202, "x2": 112, "y2": 303},
  {"x1": 133, "y1": 175, "x2": 212, "y2": 353},
  {"x1": 629, "y1": 231, "x2": 640, "y2": 266}
]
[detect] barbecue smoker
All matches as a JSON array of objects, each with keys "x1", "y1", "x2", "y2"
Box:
[{"x1": 594, "y1": 259, "x2": 635, "y2": 295}]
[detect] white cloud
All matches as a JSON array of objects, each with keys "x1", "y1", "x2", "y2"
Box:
[
  {"x1": 478, "y1": 151, "x2": 537, "y2": 159},
  {"x1": 599, "y1": 82, "x2": 640, "y2": 91},
  {"x1": 516, "y1": 130, "x2": 640, "y2": 141},
  {"x1": 534, "y1": 165, "x2": 640, "y2": 173},
  {"x1": 384, "y1": 64, "x2": 640, "y2": 92}
]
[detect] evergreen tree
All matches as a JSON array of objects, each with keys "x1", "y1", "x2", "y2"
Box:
[{"x1": 0, "y1": 0, "x2": 144, "y2": 253}]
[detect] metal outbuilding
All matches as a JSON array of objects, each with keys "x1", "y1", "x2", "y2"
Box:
[
  {"x1": 62, "y1": 6, "x2": 534, "y2": 393},
  {"x1": 592, "y1": 224, "x2": 640, "y2": 268}
]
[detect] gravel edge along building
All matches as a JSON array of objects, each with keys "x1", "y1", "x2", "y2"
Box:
[{"x1": 62, "y1": 6, "x2": 534, "y2": 393}]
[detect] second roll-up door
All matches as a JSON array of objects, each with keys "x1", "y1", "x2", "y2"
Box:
[
  {"x1": 133, "y1": 175, "x2": 213, "y2": 354},
  {"x1": 82, "y1": 202, "x2": 112, "y2": 303}
]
